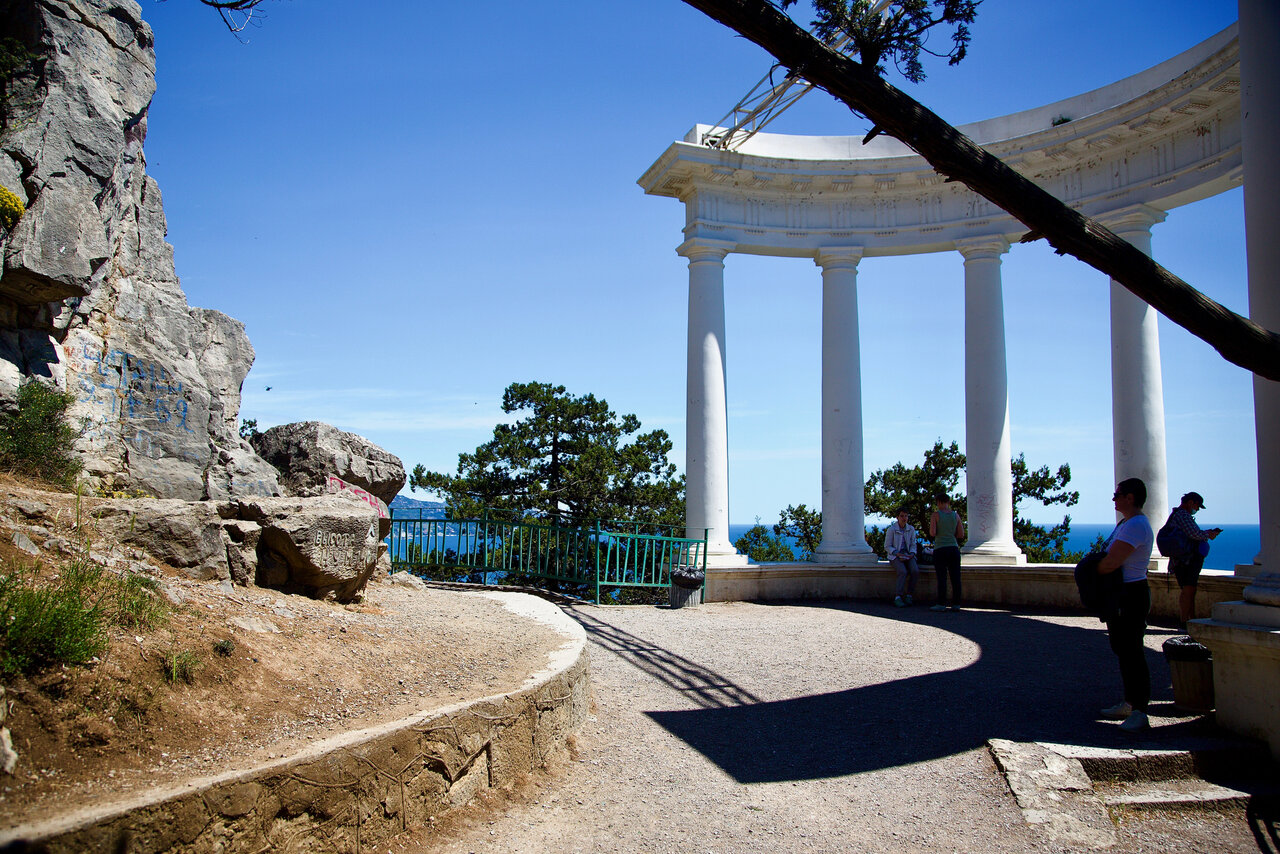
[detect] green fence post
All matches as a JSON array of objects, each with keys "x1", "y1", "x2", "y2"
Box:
[
  {"x1": 594, "y1": 521, "x2": 602, "y2": 604},
  {"x1": 701, "y1": 528, "x2": 709, "y2": 605}
]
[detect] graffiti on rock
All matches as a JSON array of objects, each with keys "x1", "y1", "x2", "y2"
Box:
[
  {"x1": 326, "y1": 474, "x2": 390, "y2": 519},
  {"x1": 74, "y1": 344, "x2": 196, "y2": 434},
  {"x1": 311, "y1": 529, "x2": 372, "y2": 568}
]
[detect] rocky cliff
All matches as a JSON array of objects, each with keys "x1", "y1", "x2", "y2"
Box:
[{"x1": 0, "y1": 0, "x2": 281, "y2": 499}]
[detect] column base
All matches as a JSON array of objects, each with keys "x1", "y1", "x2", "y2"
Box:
[
  {"x1": 814, "y1": 543, "x2": 877, "y2": 566},
  {"x1": 812, "y1": 552, "x2": 882, "y2": 568},
  {"x1": 1235, "y1": 563, "x2": 1266, "y2": 579},
  {"x1": 961, "y1": 545, "x2": 1026, "y2": 566},
  {"x1": 1189, "y1": 604, "x2": 1280, "y2": 762},
  {"x1": 704, "y1": 547, "x2": 750, "y2": 568}
]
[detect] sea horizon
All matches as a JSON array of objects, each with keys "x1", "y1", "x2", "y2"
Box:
[{"x1": 728, "y1": 522, "x2": 1260, "y2": 571}]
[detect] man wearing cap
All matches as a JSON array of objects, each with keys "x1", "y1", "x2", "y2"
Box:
[{"x1": 1166, "y1": 492, "x2": 1222, "y2": 627}]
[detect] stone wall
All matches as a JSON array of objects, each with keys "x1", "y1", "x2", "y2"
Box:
[
  {"x1": 704, "y1": 562, "x2": 1250, "y2": 623},
  {"x1": 0, "y1": 593, "x2": 590, "y2": 854}
]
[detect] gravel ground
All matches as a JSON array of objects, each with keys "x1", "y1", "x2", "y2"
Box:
[{"x1": 410, "y1": 599, "x2": 1269, "y2": 854}]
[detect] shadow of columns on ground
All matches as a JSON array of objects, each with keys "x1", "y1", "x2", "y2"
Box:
[
  {"x1": 568, "y1": 607, "x2": 765, "y2": 708},
  {"x1": 571, "y1": 601, "x2": 1227, "y2": 784}
]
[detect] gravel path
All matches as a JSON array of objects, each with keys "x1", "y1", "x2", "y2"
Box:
[{"x1": 419, "y1": 600, "x2": 1263, "y2": 854}]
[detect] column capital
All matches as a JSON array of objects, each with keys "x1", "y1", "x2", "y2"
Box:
[
  {"x1": 955, "y1": 235, "x2": 1010, "y2": 261},
  {"x1": 1097, "y1": 204, "x2": 1167, "y2": 239},
  {"x1": 814, "y1": 246, "x2": 864, "y2": 271},
  {"x1": 677, "y1": 237, "x2": 736, "y2": 263}
]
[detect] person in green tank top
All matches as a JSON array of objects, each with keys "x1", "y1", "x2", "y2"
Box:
[{"x1": 929, "y1": 495, "x2": 965, "y2": 612}]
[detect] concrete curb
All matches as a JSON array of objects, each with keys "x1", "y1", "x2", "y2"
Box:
[{"x1": 0, "y1": 592, "x2": 590, "y2": 853}]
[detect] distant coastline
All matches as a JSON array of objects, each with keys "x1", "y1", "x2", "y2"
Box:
[{"x1": 388, "y1": 494, "x2": 447, "y2": 515}]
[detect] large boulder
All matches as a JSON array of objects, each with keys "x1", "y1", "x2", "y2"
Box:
[
  {"x1": 0, "y1": 0, "x2": 280, "y2": 500},
  {"x1": 92, "y1": 498, "x2": 231, "y2": 580},
  {"x1": 229, "y1": 494, "x2": 387, "y2": 602},
  {"x1": 251, "y1": 421, "x2": 406, "y2": 507},
  {"x1": 90, "y1": 493, "x2": 386, "y2": 602}
]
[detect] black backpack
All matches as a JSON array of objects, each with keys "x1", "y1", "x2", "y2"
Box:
[
  {"x1": 1074, "y1": 550, "x2": 1123, "y2": 621},
  {"x1": 1156, "y1": 513, "x2": 1191, "y2": 559}
]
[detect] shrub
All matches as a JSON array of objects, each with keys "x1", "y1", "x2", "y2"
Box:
[
  {"x1": 0, "y1": 561, "x2": 108, "y2": 676},
  {"x1": 212, "y1": 638, "x2": 235, "y2": 657},
  {"x1": 0, "y1": 185, "x2": 22, "y2": 230},
  {"x1": 0, "y1": 380, "x2": 84, "y2": 488},
  {"x1": 0, "y1": 559, "x2": 169, "y2": 677},
  {"x1": 608, "y1": 586, "x2": 667, "y2": 606},
  {"x1": 96, "y1": 485, "x2": 155, "y2": 500}
]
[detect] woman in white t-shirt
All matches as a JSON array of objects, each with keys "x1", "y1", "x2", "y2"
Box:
[{"x1": 1097, "y1": 477, "x2": 1155, "y2": 732}]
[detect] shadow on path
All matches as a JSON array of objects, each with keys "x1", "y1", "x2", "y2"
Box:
[
  {"x1": 568, "y1": 601, "x2": 1227, "y2": 784},
  {"x1": 569, "y1": 607, "x2": 764, "y2": 708}
]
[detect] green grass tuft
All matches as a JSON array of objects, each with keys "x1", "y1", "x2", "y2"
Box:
[
  {"x1": 162, "y1": 648, "x2": 201, "y2": 684},
  {"x1": 112, "y1": 572, "x2": 167, "y2": 631}
]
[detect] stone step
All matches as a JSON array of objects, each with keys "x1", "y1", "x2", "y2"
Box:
[
  {"x1": 1097, "y1": 777, "x2": 1274, "y2": 812},
  {"x1": 990, "y1": 737, "x2": 1280, "y2": 848},
  {"x1": 1043, "y1": 739, "x2": 1276, "y2": 784}
]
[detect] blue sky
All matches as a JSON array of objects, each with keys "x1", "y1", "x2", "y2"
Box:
[{"x1": 140, "y1": 0, "x2": 1253, "y2": 525}]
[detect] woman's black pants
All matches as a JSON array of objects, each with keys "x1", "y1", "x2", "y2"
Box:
[
  {"x1": 1105, "y1": 579, "x2": 1151, "y2": 711},
  {"x1": 933, "y1": 546, "x2": 961, "y2": 607}
]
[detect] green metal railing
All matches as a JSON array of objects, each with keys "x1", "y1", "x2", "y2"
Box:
[{"x1": 386, "y1": 511, "x2": 708, "y2": 604}]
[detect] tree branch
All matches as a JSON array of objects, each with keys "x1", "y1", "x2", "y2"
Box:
[
  {"x1": 190, "y1": 0, "x2": 266, "y2": 34},
  {"x1": 681, "y1": 0, "x2": 1280, "y2": 380}
]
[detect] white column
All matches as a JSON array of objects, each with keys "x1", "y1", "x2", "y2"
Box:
[
  {"x1": 814, "y1": 248, "x2": 876, "y2": 564},
  {"x1": 1103, "y1": 205, "x2": 1170, "y2": 532},
  {"x1": 1241, "y1": 0, "x2": 1280, "y2": 573},
  {"x1": 957, "y1": 237, "x2": 1024, "y2": 564},
  {"x1": 679, "y1": 238, "x2": 745, "y2": 563}
]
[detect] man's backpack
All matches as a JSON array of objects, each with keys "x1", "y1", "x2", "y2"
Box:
[
  {"x1": 1156, "y1": 514, "x2": 1191, "y2": 559},
  {"x1": 1074, "y1": 550, "x2": 1123, "y2": 621}
]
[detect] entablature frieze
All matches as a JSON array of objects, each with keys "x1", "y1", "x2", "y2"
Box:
[{"x1": 642, "y1": 26, "x2": 1242, "y2": 259}]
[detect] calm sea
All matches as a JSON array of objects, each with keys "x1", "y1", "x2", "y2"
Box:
[
  {"x1": 1064, "y1": 523, "x2": 1258, "y2": 570},
  {"x1": 727, "y1": 522, "x2": 1260, "y2": 570}
]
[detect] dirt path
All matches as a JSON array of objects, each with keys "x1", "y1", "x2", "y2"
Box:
[{"x1": 407, "y1": 600, "x2": 1263, "y2": 854}]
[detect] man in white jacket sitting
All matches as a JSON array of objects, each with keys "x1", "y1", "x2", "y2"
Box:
[{"x1": 885, "y1": 508, "x2": 918, "y2": 607}]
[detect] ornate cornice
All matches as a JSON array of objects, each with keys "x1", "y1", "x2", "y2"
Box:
[{"x1": 640, "y1": 25, "x2": 1241, "y2": 258}]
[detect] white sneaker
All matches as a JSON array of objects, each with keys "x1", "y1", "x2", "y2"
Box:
[
  {"x1": 1119, "y1": 710, "x2": 1150, "y2": 732},
  {"x1": 1101, "y1": 701, "x2": 1133, "y2": 720}
]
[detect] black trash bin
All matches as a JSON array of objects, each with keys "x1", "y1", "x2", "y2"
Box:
[
  {"x1": 668, "y1": 565, "x2": 705, "y2": 609},
  {"x1": 1163, "y1": 635, "x2": 1214, "y2": 712}
]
